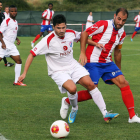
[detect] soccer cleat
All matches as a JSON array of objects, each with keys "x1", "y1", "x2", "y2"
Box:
[
  {"x1": 68, "y1": 109, "x2": 78, "y2": 123},
  {"x1": 13, "y1": 82, "x2": 27, "y2": 86},
  {"x1": 128, "y1": 115, "x2": 140, "y2": 123},
  {"x1": 60, "y1": 97, "x2": 70, "y2": 119},
  {"x1": 31, "y1": 41, "x2": 34, "y2": 48},
  {"x1": 131, "y1": 38, "x2": 133, "y2": 42},
  {"x1": 5, "y1": 62, "x2": 14, "y2": 67},
  {"x1": 104, "y1": 112, "x2": 119, "y2": 123}
]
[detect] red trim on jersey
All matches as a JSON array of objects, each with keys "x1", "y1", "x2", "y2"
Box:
[
  {"x1": 99, "y1": 28, "x2": 118, "y2": 62},
  {"x1": 6, "y1": 18, "x2": 10, "y2": 26},
  {"x1": 48, "y1": 10, "x2": 52, "y2": 25},
  {"x1": 120, "y1": 31, "x2": 126, "y2": 42},
  {"x1": 47, "y1": 33, "x2": 55, "y2": 47},
  {"x1": 66, "y1": 29, "x2": 76, "y2": 37},
  {"x1": 0, "y1": 31, "x2": 2, "y2": 34},
  {"x1": 30, "y1": 50, "x2": 36, "y2": 57}
]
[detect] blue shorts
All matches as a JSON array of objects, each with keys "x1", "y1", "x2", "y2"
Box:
[
  {"x1": 135, "y1": 27, "x2": 140, "y2": 32},
  {"x1": 40, "y1": 25, "x2": 53, "y2": 32},
  {"x1": 84, "y1": 62, "x2": 123, "y2": 85}
]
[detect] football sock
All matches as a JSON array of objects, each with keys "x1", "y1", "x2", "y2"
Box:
[
  {"x1": 67, "y1": 92, "x2": 78, "y2": 110},
  {"x1": 131, "y1": 31, "x2": 137, "y2": 39},
  {"x1": 89, "y1": 87, "x2": 107, "y2": 117},
  {"x1": 3, "y1": 57, "x2": 8, "y2": 64},
  {"x1": 65, "y1": 90, "x2": 92, "y2": 105},
  {"x1": 33, "y1": 34, "x2": 41, "y2": 43},
  {"x1": 120, "y1": 85, "x2": 135, "y2": 119},
  {"x1": 15, "y1": 63, "x2": 22, "y2": 83}
]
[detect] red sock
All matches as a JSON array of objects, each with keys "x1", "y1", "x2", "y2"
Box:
[
  {"x1": 120, "y1": 85, "x2": 135, "y2": 119},
  {"x1": 65, "y1": 90, "x2": 92, "y2": 105},
  {"x1": 131, "y1": 31, "x2": 137, "y2": 39},
  {"x1": 33, "y1": 34, "x2": 41, "y2": 43}
]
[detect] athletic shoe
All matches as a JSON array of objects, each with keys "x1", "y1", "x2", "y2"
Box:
[
  {"x1": 60, "y1": 97, "x2": 70, "y2": 119},
  {"x1": 128, "y1": 115, "x2": 140, "y2": 123},
  {"x1": 104, "y1": 112, "x2": 119, "y2": 123},
  {"x1": 13, "y1": 82, "x2": 27, "y2": 86},
  {"x1": 5, "y1": 62, "x2": 14, "y2": 67},
  {"x1": 131, "y1": 38, "x2": 133, "y2": 41},
  {"x1": 68, "y1": 109, "x2": 78, "y2": 123},
  {"x1": 31, "y1": 41, "x2": 34, "y2": 48}
]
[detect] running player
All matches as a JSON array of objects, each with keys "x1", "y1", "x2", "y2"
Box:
[
  {"x1": 31, "y1": 3, "x2": 54, "y2": 48},
  {"x1": 131, "y1": 11, "x2": 140, "y2": 41},
  {"x1": 0, "y1": 5, "x2": 26, "y2": 86},
  {"x1": 18, "y1": 14, "x2": 118, "y2": 124},
  {"x1": 60, "y1": 8, "x2": 140, "y2": 123}
]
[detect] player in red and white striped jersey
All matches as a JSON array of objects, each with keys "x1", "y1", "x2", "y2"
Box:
[
  {"x1": 18, "y1": 14, "x2": 118, "y2": 124},
  {"x1": 131, "y1": 11, "x2": 140, "y2": 41},
  {"x1": 62, "y1": 8, "x2": 140, "y2": 123},
  {"x1": 31, "y1": 3, "x2": 54, "y2": 48}
]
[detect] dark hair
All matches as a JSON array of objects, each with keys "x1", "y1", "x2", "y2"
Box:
[
  {"x1": 48, "y1": 3, "x2": 53, "y2": 6},
  {"x1": 0, "y1": 1, "x2": 2, "y2": 3},
  {"x1": 116, "y1": 8, "x2": 128, "y2": 18},
  {"x1": 5, "y1": 5, "x2": 9, "y2": 8},
  {"x1": 53, "y1": 14, "x2": 66, "y2": 27},
  {"x1": 9, "y1": 5, "x2": 17, "y2": 9}
]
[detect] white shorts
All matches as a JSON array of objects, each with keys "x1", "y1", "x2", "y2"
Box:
[
  {"x1": 0, "y1": 39, "x2": 20, "y2": 58},
  {"x1": 51, "y1": 63, "x2": 89, "y2": 93}
]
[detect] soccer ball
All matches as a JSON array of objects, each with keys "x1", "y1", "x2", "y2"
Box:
[{"x1": 50, "y1": 120, "x2": 70, "y2": 138}]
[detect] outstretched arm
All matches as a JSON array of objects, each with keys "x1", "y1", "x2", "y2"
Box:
[{"x1": 18, "y1": 53, "x2": 34, "y2": 82}]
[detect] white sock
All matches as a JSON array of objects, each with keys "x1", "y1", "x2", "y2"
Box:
[
  {"x1": 67, "y1": 92, "x2": 78, "y2": 110},
  {"x1": 89, "y1": 87, "x2": 107, "y2": 117},
  {"x1": 15, "y1": 63, "x2": 22, "y2": 83}
]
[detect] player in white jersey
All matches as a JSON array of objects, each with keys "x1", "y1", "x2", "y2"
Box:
[
  {"x1": 31, "y1": 3, "x2": 54, "y2": 48},
  {"x1": 62, "y1": 8, "x2": 140, "y2": 123},
  {"x1": 86, "y1": 12, "x2": 94, "y2": 29},
  {"x1": 4, "y1": 6, "x2": 10, "y2": 19},
  {"x1": 0, "y1": 5, "x2": 26, "y2": 86},
  {"x1": 18, "y1": 14, "x2": 118, "y2": 124},
  {"x1": 131, "y1": 11, "x2": 140, "y2": 41}
]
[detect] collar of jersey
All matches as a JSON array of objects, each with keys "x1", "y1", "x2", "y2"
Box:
[
  {"x1": 54, "y1": 32, "x2": 65, "y2": 39},
  {"x1": 112, "y1": 20, "x2": 119, "y2": 31}
]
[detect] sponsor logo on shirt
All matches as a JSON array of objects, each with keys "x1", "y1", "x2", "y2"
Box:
[
  {"x1": 60, "y1": 50, "x2": 71, "y2": 57},
  {"x1": 69, "y1": 42, "x2": 72, "y2": 47},
  {"x1": 63, "y1": 46, "x2": 68, "y2": 51}
]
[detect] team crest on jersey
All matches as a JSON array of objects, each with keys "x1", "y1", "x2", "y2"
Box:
[
  {"x1": 69, "y1": 42, "x2": 72, "y2": 47},
  {"x1": 90, "y1": 23, "x2": 98, "y2": 32},
  {"x1": 63, "y1": 46, "x2": 68, "y2": 51}
]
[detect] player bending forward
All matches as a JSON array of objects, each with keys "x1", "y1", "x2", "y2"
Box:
[
  {"x1": 60, "y1": 8, "x2": 140, "y2": 123},
  {"x1": 0, "y1": 5, "x2": 26, "y2": 86},
  {"x1": 18, "y1": 14, "x2": 118, "y2": 124}
]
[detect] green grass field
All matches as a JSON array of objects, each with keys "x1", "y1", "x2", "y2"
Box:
[{"x1": 0, "y1": 35, "x2": 140, "y2": 140}]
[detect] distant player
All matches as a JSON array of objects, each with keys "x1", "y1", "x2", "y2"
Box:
[
  {"x1": 86, "y1": 12, "x2": 94, "y2": 29},
  {"x1": 0, "y1": 1, "x2": 14, "y2": 67},
  {"x1": 18, "y1": 14, "x2": 118, "y2": 124},
  {"x1": 31, "y1": 3, "x2": 54, "y2": 48},
  {"x1": 0, "y1": 5, "x2": 26, "y2": 86},
  {"x1": 3, "y1": 6, "x2": 10, "y2": 19},
  {"x1": 131, "y1": 11, "x2": 140, "y2": 41}
]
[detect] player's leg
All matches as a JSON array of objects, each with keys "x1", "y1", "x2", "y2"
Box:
[
  {"x1": 10, "y1": 55, "x2": 26, "y2": 86},
  {"x1": 111, "y1": 75, "x2": 140, "y2": 123},
  {"x1": 131, "y1": 27, "x2": 139, "y2": 41}
]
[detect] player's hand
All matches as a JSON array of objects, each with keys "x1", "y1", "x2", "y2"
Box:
[
  {"x1": 18, "y1": 73, "x2": 26, "y2": 83},
  {"x1": 96, "y1": 43, "x2": 106, "y2": 51},
  {"x1": 16, "y1": 39, "x2": 21, "y2": 45},
  {"x1": 2, "y1": 43, "x2": 6, "y2": 49},
  {"x1": 79, "y1": 52, "x2": 87, "y2": 66}
]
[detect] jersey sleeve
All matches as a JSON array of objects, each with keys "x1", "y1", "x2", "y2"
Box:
[
  {"x1": 86, "y1": 20, "x2": 106, "y2": 36},
  {"x1": 0, "y1": 19, "x2": 8, "y2": 34},
  {"x1": 134, "y1": 15, "x2": 138, "y2": 21},
  {"x1": 74, "y1": 31, "x2": 81, "y2": 42},
  {"x1": 42, "y1": 10, "x2": 48, "y2": 17}
]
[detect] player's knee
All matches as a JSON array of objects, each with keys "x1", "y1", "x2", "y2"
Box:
[
  {"x1": 68, "y1": 86, "x2": 77, "y2": 95},
  {"x1": 16, "y1": 59, "x2": 22, "y2": 64},
  {"x1": 119, "y1": 79, "x2": 129, "y2": 87},
  {"x1": 86, "y1": 81, "x2": 96, "y2": 90}
]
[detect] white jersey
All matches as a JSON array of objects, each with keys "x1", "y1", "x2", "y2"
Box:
[
  {"x1": 30, "y1": 29, "x2": 81, "y2": 76},
  {"x1": 86, "y1": 15, "x2": 93, "y2": 29},
  {"x1": 3, "y1": 12, "x2": 10, "y2": 19},
  {"x1": 41, "y1": 9, "x2": 54, "y2": 25},
  {"x1": 0, "y1": 17, "x2": 18, "y2": 44}
]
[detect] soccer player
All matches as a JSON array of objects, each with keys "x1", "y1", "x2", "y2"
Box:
[
  {"x1": 61, "y1": 8, "x2": 140, "y2": 123},
  {"x1": 0, "y1": 1, "x2": 14, "y2": 67},
  {"x1": 31, "y1": 3, "x2": 54, "y2": 48},
  {"x1": 131, "y1": 11, "x2": 140, "y2": 41},
  {"x1": 18, "y1": 14, "x2": 118, "y2": 124},
  {"x1": 86, "y1": 12, "x2": 94, "y2": 29},
  {"x1": 3, "y1": 6, "x2": 10, "y2": 19},
  {"x1": 0, "y1": 5, "x2": 26, "y2": 86}
]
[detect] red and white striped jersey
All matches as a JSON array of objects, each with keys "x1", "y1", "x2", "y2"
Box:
[
  {"x1": 0, "y1": 17, "x2": 18, "y2": 43},
  {"x1": 134, "y1": 15, "x2": 140, "y2": 27},
  {"x1": 30, "y1": 29, "x2": 81, "y2": 75},
  {"x1": 85, "y1": 20, "x2": 126, "y2": 63},
  {"x1": 41, "y1": 9, "x2": 54, "y2": 25}
]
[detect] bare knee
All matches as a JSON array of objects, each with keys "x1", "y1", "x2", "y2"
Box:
[
  {"x1": 119, "y1": 79, "x2": 129, "y2": 88},
  {"x1": 16, "y1": 59, "x2": 22, "y2": 64},
  {"x1": 86, "y1": 81, "x2": 96, "y2": 91},
  {"x1": 68, "y1": 86, "x2": 77, "y2": 95}
]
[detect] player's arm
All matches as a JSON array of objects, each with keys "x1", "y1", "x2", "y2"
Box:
[
  {"x1": 114, "y1": 44, "x2": 122, "y2": 70},
  {"x1": 16, "y1": 37, "x2": 21, "y2": 45},
  {"x1": 0, "y1": 33, "x2": 6, "y2": 49},
  {"x1": 41, "y1": 16, "x2": 52, "y2": 21},
  {"x1": 18, "y1": 53, "x2": 34, "y2": 82}
]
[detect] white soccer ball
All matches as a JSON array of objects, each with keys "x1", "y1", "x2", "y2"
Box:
[{"x1": 50, "y1": 120, "x2": 70, "y2": 138}]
